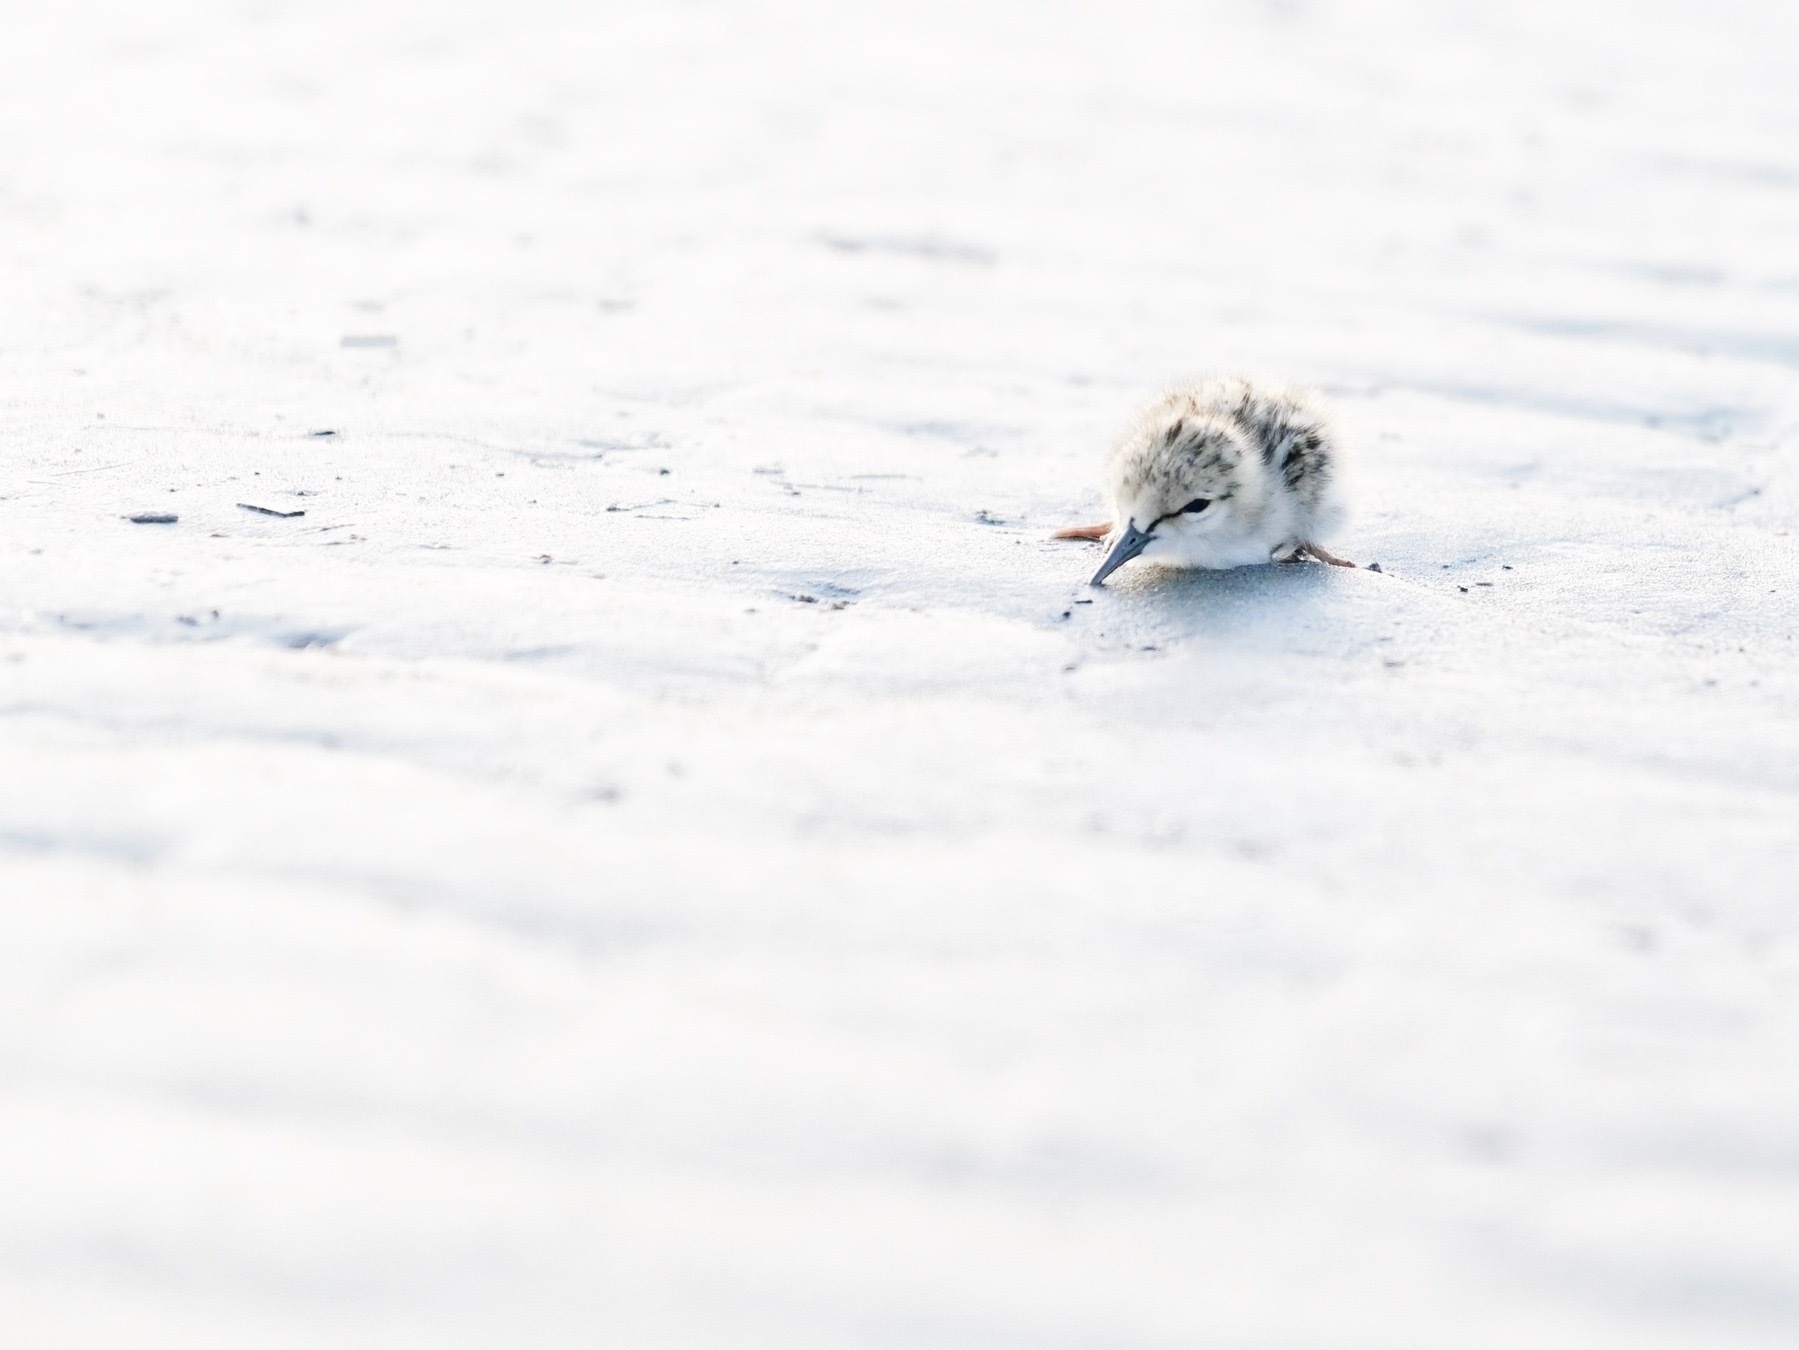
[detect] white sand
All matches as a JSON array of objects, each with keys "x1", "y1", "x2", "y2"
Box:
[{"x1": 3, "y1": 1, "x2": 1798, "y2": 1344}]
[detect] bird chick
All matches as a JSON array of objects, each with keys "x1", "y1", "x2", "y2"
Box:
[{"x1": 1057, "y1": 376, "x2": 1352, "y2": 586}]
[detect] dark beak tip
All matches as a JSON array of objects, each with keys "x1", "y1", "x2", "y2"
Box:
[{"x1": 1087, "y1": 523, "x2": 1151, "y2": 587}]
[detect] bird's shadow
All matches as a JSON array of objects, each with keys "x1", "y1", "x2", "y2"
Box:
[{"x1": 1089, "y1": 561, "x2": 1345, "y2": 645}]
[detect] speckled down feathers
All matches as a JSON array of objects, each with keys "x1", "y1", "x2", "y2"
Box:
[{"x1": 1099, "y1": 376, "x2": 1348, "y2": 571}]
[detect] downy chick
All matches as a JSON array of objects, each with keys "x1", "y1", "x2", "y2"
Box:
[{"x1": 1058, "y1": 376, "x2": 1352, "y2": 585}]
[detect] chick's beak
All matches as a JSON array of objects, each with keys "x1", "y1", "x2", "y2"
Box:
[{"x1": 1089, "y1": 522, "x2": 1153, "y2": 586}]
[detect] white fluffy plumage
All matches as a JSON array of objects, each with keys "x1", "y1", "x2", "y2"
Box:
[{"x1": 1059, "y1": 376, "x2": 1352, "y2": 585}]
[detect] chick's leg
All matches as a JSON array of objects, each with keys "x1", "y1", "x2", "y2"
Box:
[
  {"x1": 1052, "y1": 522, "x2": 1113, "y2": 542},
  {"x1": 1300, "y1": 542, "x2": 1357, "y2": 568}
]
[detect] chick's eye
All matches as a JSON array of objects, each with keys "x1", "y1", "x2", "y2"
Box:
[{"x1": 1179, "y1": 497, "x2": 1211, "y2": 514}]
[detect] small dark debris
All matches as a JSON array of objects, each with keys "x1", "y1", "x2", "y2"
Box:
[
  {"x1": 310, "y1": 429, "x2": 338, "y2": 438},
  {"x1": 1060, "y1": 610, "x2": 1072, "y2": 620},
  {"x1": 658, "y1": 468, "x2": 671, "y2": 476},
  {"x1": 238, "y1": 503, "x2": 306, "y2": 518},
  {"x1": 1475, "y1": 581, "x2": 1493, "y2": 587},
  {"x1": 1502, "y1": 564, "x2": 1513, "y2": 570},
  {"x1": 795, "y1": 594, "x2": 817, "y2": 604},
  {"x1": 975, "y1": 510, "x2": 1005, "y2": 525},
  {"x1": 127, "y1": 512, "x2": 178, "y2": 524},
  {"x1": 1458, "y1": 585, "x2": 1469, "y2": 593},
  {"x1": 1366, "y1": 562, "x2": 1383, "y2": 573},
  {"x1": 1074, "y1": 598, "x2": 1093, "y2": 605}
]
